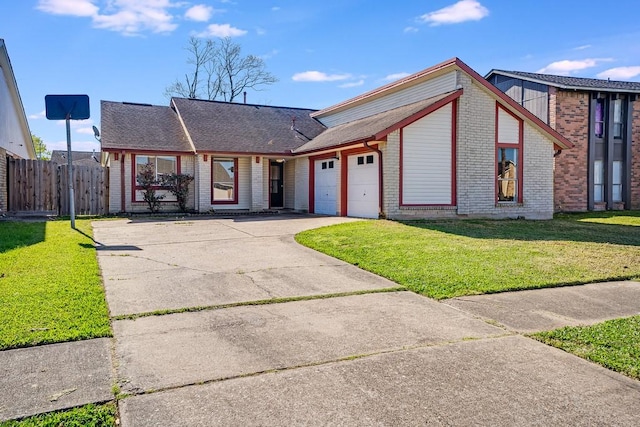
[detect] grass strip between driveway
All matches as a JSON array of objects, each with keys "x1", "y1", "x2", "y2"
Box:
[
  {"x1": 0, "y1": 403, "x2": 116, "y2": 427},
  {"x1": 0, "y1": 220, "x2": 112, "y2": 350},
  {"x1": 112, "y1": 286, "x2": 407, "y2": 321},
  {"x1": 531, "y1": 315, "x2": 640, "y2": 380},
  {"x1": 295, "y1": 212, "x2": 640, "y2": 300}
]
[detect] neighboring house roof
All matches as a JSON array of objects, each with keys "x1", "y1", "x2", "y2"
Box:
[
  {"x1": 312, "y1": 57, "x2": 573, "y2": 151},
  {"x1": 0, "y1": 39, "x2": 35, "y2": 159},
  {"x1": 51, "y1": 150, "x2": 101, "y2": 166},
  {"x1": 485, "y1": 69, "x2": 640, "y2": 94},
  {"x1": 100, "y1": 101, "x2": 193, "y2": 153},
  {"x1": 294, "y1": 91, "x2": 461, "y2": 154},
  {"x1": 171, "y1": 98, "x2": 326, "y2": 155}
]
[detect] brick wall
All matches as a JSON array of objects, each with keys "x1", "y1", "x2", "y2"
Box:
[
  {"x1": 552, "y1": 90, "x2": 590, "y2": 212},
  {"x1": 632, "y1": 100, "x2": 640, "y2": 210},
  {"x1": 0, "y1": 147, "x2": 6, "y2": 212}
]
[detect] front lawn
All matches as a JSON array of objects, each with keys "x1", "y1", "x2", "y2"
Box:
[
  {"x1": 532, "y1": 315, "x2": 640, "y2": 380},
  {"x1": 0, "y1": 220, "x2": 112, "y2": 350},
  {"x1": 0, "y1": 403, "x2": 116, "y2": 427},
  {"x1": 295, "y1": 212, "x2": 640, "y2": 299}
]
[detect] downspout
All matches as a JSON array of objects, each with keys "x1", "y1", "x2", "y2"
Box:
[
  {"x1": 120, "y1": 151, "x2": 126, "y2": 213},
  {"x1": 364, "y1": 141, "x2": 384, "y2": 219}
]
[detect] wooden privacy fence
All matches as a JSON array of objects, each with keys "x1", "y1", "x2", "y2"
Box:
[{"x1": 7, "y1": 158, "x2": 109, "y2": 215}]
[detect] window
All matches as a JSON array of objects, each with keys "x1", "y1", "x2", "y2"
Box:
[
  {"x1": 135, "y1": 155, "x2": 177, "y2": 185},
  {"x1": 496, "y1": 104, "x2": 523, "y2": 203},
  {"x1": 613, "y1": 99, "x2": 623, "y2": 139},
  {"x1": 593, "y1": 160, "x2": 604, "y2": 203},
  {"x1": 497, "y1": 148, "x2": 518, "y2": 202},
  {"x1": 366, "y1": 155, "x2": 374, "y2": 164},
  {"x1": 212, "y1": 158, "x2": 237, "y2": 203},
  {"x1": 594, "y1": 98, "x2": 604, "y2": 138},
  {"x1": 612, "y1": 161, "x2": 623, "y2": 202},
  {"x1": 357, "y1": 156, "x2": 364, "y2": 165}
]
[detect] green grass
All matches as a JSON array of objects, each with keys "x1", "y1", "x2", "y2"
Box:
[
  {"x1": 0, "y1": 403, "x2": 116, "y2": 427},
  {"x1": 295, "y1": 212, "x2": 640, "y2": 299},
  {"x1": 532, "y1": 316, "x2": 640, "y2": 379},
  {"x1": 0, "y1": 220, "x2": 112, "y2": 350}
]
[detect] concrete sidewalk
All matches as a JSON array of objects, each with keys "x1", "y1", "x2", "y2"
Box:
[
  {"x1": 2, "y1": 215, "x2": 639, "y2": 425},
  {"x1": 0, "y1": 338, "x2": 113, "y2": 422},
  {"x1": 443, "y1": 281, "x2": 640, "y2": 333}
]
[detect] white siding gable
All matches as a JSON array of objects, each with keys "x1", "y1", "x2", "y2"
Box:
[
  {"x1": 402, "y1": 103, "x2": 452, "y2": 205},
  {"x1": 318, "y1": 72, "x2": 457, "y2": 128},
  {"x1": 498, "y1": 107, "x2": 519, "y2": 143}
]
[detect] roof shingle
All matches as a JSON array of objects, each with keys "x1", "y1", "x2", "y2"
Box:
[
  {"x1": 487, "y1": 69, "x2": 640, "y2": 93},
  {"x1": 171, "y1": 98, "x2": 326, "y2": 155},
  {"x1": 100, "y1": 101, "x2": 193, "y2": 152}
]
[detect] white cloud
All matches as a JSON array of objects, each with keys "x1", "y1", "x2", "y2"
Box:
[
  {"x1": 36, "y1": 0, "x2": 98, "y2": 17},
  {"x1": 596, "y1": 66, "x2": 640, "y2": 80},
  {"x1": 339, "y1": 80, "x2": 365, "y2": 88},
  {"x1": 184, "y1": 4, "x2": 214, "y2": 22},
  {"x1": 37, "y1": 0, "x2": 186, "y2": 35},
  {"x1": 29, "y1": 110, "x2": 46, "y2": 120},
  {"x1": 292, "y1": 71, "x2": 351, "y2": 82},
  {"x1": 537, "y1": 58, "x2": 613, "y2": 75},
  {"x1": 404, "y1": 26, "x2": 419, "y2": 33},
  {"x1": 384, "y1": 72, "x2": 411, "y2": 81},
  {"x1": 76, "y1": 126, "x2": 96, "y2": 135},
  {"x1": 197, "y1": 23, "x2": 247, "y2": 37},
  {"x1": 418, "y1": 0, "x2": 489, "y2": 26},
  {"x1": 271, "y1": 6, "x2": 280, "y2": 11},
  {"x1": 574, "y1": 44, "x2": 591, "y2": 51}
]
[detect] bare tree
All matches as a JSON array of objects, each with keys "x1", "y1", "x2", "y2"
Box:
[{"x1": 165, "y1": 36, "x2": 278, "y2": 102}]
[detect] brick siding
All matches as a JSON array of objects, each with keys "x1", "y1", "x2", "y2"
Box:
[{"x1": 552, "y1": 91, "x2": 590, "y2": 212}]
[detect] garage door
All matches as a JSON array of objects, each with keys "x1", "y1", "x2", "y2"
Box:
[
  {"x1": 347, "y1": 153, "x2": 379, "y2": 218},
  {"x1": 314, "y1": 159, "x2": 337, "y2": 215}
]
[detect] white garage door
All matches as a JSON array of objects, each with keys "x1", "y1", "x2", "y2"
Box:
[
  {"x1": 347, "y1": 153, "x2": 379, "y2": 218},
  {"x1": 314, "y1": 159, "x2": 337, "y2": 215}
]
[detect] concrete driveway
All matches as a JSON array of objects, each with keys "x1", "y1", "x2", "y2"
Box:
[{"x1": 92, "y1": 214, "x2": 640, "y2": 426}]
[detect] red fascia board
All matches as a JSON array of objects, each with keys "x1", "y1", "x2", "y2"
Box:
[
  {"x1": 294, "y1": 138, "x2": 378, "y2": 156},
  {"x1": 312, "y1": 57, "x2": 460, "y2": 118},
  {"x1": 374, "y1": 90, "x2": 463, "y2": 140},
  {"x1": 454, "y1": 59, "x2": 574, "y2": 150}
]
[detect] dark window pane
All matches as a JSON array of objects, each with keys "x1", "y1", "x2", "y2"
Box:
[
  {"x1": 366, "y1": 155, "x2": 374, "y2": 164},
  {"x1": 357, "y1": 157, "x2": 364, "y2": 165}
]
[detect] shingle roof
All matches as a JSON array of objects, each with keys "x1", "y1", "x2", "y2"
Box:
[
  {"x1": 100, "y1": 101, "x2": 193, "y2": 152},
  {"x1": 294, "y1": 91, "x2": 459, "y2": 154},
  {"x1": 171, "y1": 98, "x2": 326, "y2": 155},
  {"x1": 486, "y1": 69, "x2": 640, "y2": 93}
]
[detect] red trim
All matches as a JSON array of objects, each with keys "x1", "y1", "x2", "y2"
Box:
[
  {"x1": 256, "y1": 156, "x2": 260, "y2": 164},
  {"x1": 131, "y1": 154, "x2": 182, "y2": 203},
  {"x1": 399, "y1": 127, "x2": 404, "y2": 206},
  {"x1": 311, "y1": 58, "x2": 572, "y2": 150},
  {"x1": 296, "y1": 138, "x2": 377, "y2": 156},
  {"x1": 114, "y1": 152, "x2": 119, "y2": 161},
  {"x1": 399, "y1": 100, "x2": 458, "y2": 207},
  {"x1": 120, "y1": 152, "x2": 125, "y2": 212},
  {"x1": 308, "y1": 151, "x2": 338, "y2": 214},
  {"x1": 374, "y1": 90, "x2": 463, "y2": 140},
  {"x1": 203, "y1": 154, "x2": 208, "y2": 162},
  {"x1": 454, "y1": 59, "x2": 573, "y2": 150},
  {"x1": 339, "y1": 145, "x2": 379, "y2": 216},
  {"x1": 495, "y1": 102, "x2": 524, "y2": 204},
  {"x1": 211, "y1": 157, "x2": 239, "y2": 205}
]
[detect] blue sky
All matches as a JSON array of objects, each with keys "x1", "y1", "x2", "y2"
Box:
[{"x1": 2, "y1": 0, "x2": 640, "y2": 153}]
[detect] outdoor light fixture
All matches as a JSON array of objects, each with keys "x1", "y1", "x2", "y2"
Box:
[{"x1": 92, "y1": 126, "x2": 101, "y2": 141}]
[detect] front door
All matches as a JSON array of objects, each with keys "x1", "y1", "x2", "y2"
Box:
[{"x1": 270, "y1": 161, "x2": 284, "y2": 208}]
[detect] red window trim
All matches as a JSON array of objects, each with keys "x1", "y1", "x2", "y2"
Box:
[
  {"x1": 211, "y1": 157, "x2": 239, "y2": 205},
  {"x1": 399, "y1": 99, "x2": 457, "y2": 207},
  {"x1": 495, "y1": 103, "x2": 524, "y2": 204},
  {"x1": 131, "y1": 154, "x2": 181, "y2": 203}
]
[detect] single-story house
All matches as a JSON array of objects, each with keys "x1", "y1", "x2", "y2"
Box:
[
  {"x1": 101, "y1": 57, "x2": 573, "y2": 219},
  {"x1": 1, "y1": 39, "x2": 35, "y2": 212},
  {"x1": 486, "y1": 69, "x2": 640, "y2": 211}
]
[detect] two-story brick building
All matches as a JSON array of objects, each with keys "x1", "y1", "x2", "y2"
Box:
[{"x1": 486, "y1": 70, "x2": 640, "y2": 211}]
